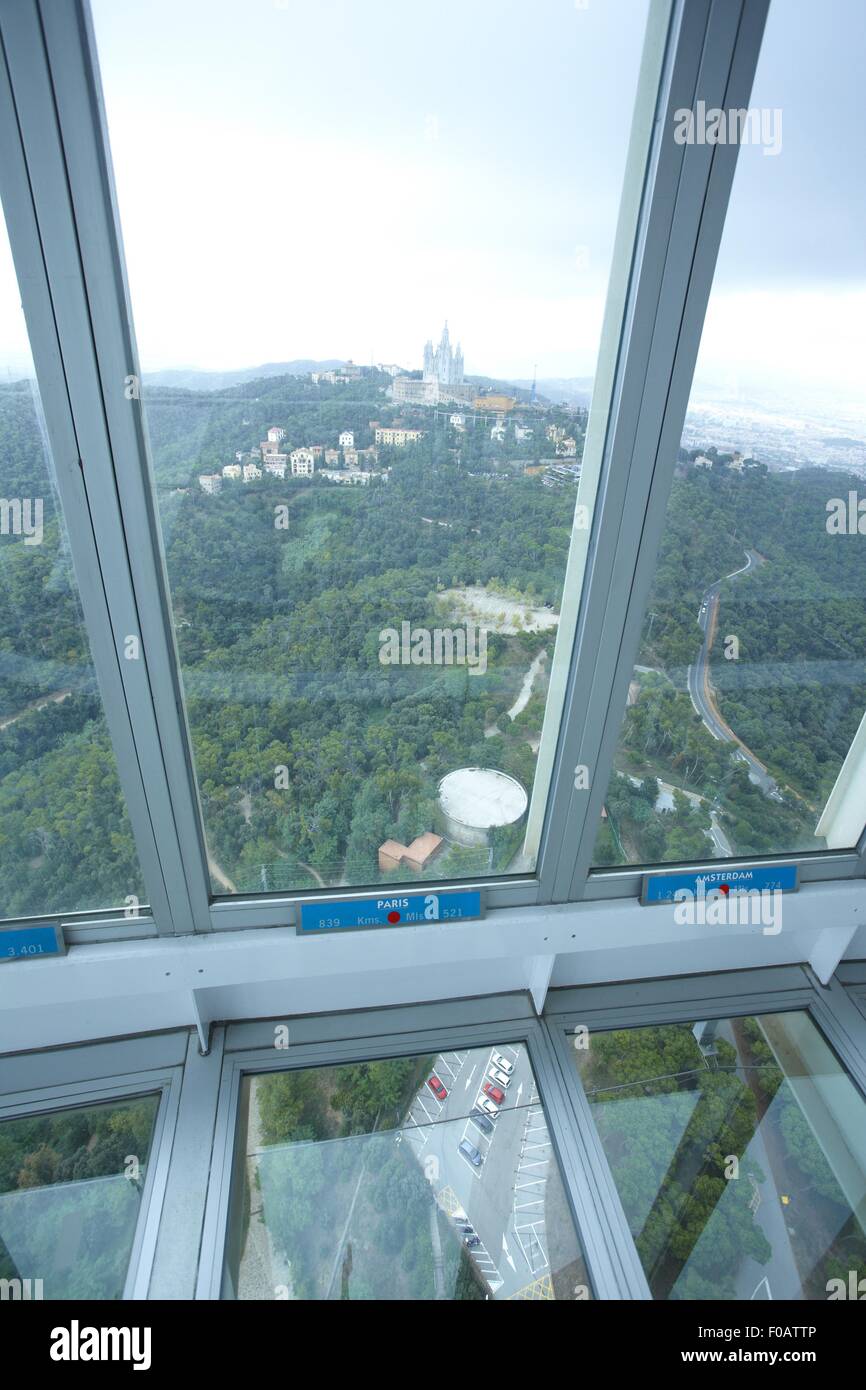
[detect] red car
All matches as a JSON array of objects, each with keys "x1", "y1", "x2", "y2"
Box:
[
  {"x1": 483, "y1": 1081, "x2": 505, "y2": 1106},
  {"x1": 427, "y1": 1074, "x2": 447, "y2": 1101}
]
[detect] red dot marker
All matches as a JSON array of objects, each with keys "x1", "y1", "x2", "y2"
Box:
[
  {"x1": 387, "y1": 911, "x2": 401, "y2": 923},
  {"x1": 720, "y1": 884, "x2": 730, "y2": 896}
]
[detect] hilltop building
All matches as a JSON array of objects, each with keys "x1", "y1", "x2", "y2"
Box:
[
  {"x1": 375, "y1": 426, "x2": 424, "y2": 447},
  {"x1": 290, "y1": 448, "x2": 316, "y2": 476},
  {"x1": 389, "y1": 323, "x2": 475, "y2": 406},
  {"x1": 423, "y1": 321, "x2": 463, "y2": 388}
]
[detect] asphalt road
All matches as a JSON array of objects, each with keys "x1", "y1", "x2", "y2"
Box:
[{"x1": 687, "y1": 549, "x2": 783, "y2": 803}]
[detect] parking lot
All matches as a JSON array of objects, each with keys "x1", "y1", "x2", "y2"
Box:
[{"x1": 399, "y1": 1042, "x2": 554, "y2": 1298}]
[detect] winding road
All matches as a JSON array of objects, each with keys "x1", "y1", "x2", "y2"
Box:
[{"x1": 687, "y1": 549, "x2": 784, "y2": 803}]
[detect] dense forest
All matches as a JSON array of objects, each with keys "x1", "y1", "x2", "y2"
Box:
[
  {"x1": 595, "y1": 454, "x2": 866, "y2": 865},
  {"x1": 578, "y1": 1017, "x2": 866, "y2": 1300},
  {"x1": 1, "y1": 365, "x2": 864, "y2": 915},
  {"x1": 0, "y1": 1094, "x2": 158, "y2": 1298}
]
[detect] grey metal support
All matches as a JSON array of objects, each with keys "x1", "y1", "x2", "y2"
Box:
[
  {"x1": 0, "y1": 17, "x2": 176, "y2": 932},
  {"x1": 535, "y1": 0, "x2": 771, "y2": 902},
  {"x1": 0, "y1": 0, "x2": 210, "y2": 932},
  {"x1": 147, "y1": 1028, "x2": 225, "y2": 1299}
]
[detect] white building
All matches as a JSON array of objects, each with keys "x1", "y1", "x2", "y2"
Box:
[
  {"x1": 324, "y1": 448, "x2": 340, "y2": 466},
  {"x1": 291, "y1": 448, "x2": 316, "y2": 477},
  {"x1": 374, "y1": 427, "x2": 424, "y2": 447},
  {"x1": 490, "y1": 422, "x2": 506, "y2": 443},
  {"x1": 515, "y1": 425, "x2": 533, "y2": 442},
  {"x1": 339, "y1": 430, "x2": 354, "y2": 449},
  {"x1": 343, "y1": 448, "x2": 359, "y2": 468},
  {"x1": 264, "y1": 460, "x2": 287, "y2": 478},
  {"x1": 266, "y1": 426, "x2": 286, "y2": 444},
  {"x1": 556, "y1": 436, "x2": 577, "y2": 458},
  {"x1": 243, "y1": 462, "x2": 262, "y2": 481},
  {"x1": 450, "y1": 413, "x2": 466, "y2": 432},
  {"x1": 222, "y1": 464, "x2": 242, "y2": 480},
  {"x1": 198, "y1": 473, "x2": 222, "y2": 494},
  {"x1": 319, "y1": 469, "x2": 376, "y2": 486}
]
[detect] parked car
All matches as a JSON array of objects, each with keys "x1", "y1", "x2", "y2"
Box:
[
  {"x1": 483, "y1": 1081, "x2": 505, "y2": 1105},
  {"x1": 470, "y1": 1108, "x2": 493, "y2": 1135},
  {"x1": 464, "y1": 1235, "x2": 481, "y2": 1249},
  {"x1": 491, "y1": 1050, "x2": 514, "y2": 1076},
  {"x1": 427, "y1": 1074, "x2": 447, "y2": 1101},
  {"x1": 477, "y1": 1096, "x2": 499, "y2": 1118},
  {"x1": 458, "y1": 1138, "x2": 483, "y2": 1167},
  {"x1": 488, "y1": 1066, "x2": 511, "y2": 1090}
]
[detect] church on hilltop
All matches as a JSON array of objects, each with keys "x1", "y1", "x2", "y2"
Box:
[
  {"x1": 423, "y1": 322, "x2": 464, "y2": 387},
  {"x1": 390, "y1": 322, "x2": 475, "y2": 406}
]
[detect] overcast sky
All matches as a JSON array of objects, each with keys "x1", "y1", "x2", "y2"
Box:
[{"x1": 1, "y1": 0, "x2": 864, "y2": 411}]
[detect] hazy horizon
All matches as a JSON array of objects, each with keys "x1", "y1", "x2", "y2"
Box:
[{"x1": 1, "y1": 0, "x2": 863, "y2": 418}]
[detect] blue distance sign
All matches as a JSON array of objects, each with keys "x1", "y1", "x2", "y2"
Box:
[
  {"x1": 0, "y1": 922, "x2": 66, "y2": 962},
  {"x1": 641, "y1": 863, "x2": 798, "y2": 905},
  {"x1": 300, "y1": 890, "x2": 483, "y2": 933}
]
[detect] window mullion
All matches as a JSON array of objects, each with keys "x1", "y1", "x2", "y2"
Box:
[
  {"x1": 0, "y1": 8, "x2": 180, "y2": 933},
  {"x1": 0, "y1": 0, "x2": 211, "y2": 932},
  {"x1": 538, "y1": 0, "x2": 771, "y2": 903}
]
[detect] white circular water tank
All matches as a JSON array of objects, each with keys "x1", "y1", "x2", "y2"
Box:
[{"x1": 437, "y1": 767, "x2": 528, "y2": 847}]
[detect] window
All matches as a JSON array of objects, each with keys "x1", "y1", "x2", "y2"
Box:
[
  {"x1": 222, "y1": 1043, "x2": 590, "y2": 1299},
  {"x1": 569, "y1": 1011, "x2": 866, "y2": 1300},
  {"x1": 0, "y1": 1093, "x2": 161, "y2": 1299},
  {"x1": 91, "y1": 0, "x2": 650, "y2": 896},
  {"x1": 594, "y1": 0, "x2": 866, "y2": 869},
  {"x1": 0, "y1": 211, "x2": 145, "y2": 919}
]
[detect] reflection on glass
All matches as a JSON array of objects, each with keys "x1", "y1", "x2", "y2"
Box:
[
  {"x1": 0, "y1": 1094, "x2": 160, "y2": 1299},
  {"x1": 223, "y1": 1043, "x2": 589, "y2": 1300},
  {"x1": 92, "y1": 0, "x2": 649, "y2": 894},
  {"x1": 571, "y1": 1012, "x2": 866, "y2": 1300},
  {"x1": 0, "y1": 212, "x2": 145, "y2": 917},
  {"x1": 594, "y1": 0, "x2": 866, "y2": 867}
]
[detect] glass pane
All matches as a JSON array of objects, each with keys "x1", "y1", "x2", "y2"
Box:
[
  {"x1": 570, "y1": 1011, "x2": 866, "y2": 1300},
  {"x1": 594, "y1": 0, "x2": 866, "y2": 867},
  {"x1": 223, "y1": 1043, "x2": 590, "y2": 1300},
  {"x1": 0, "y1": 208, "x2": 145, "y2": 917},
  {"x1": 0, "y1": 1092, "x2": 161, "y2": 1299},
  {"x1": 92, "y1": 0, "x2": 650, "y2": 894}
]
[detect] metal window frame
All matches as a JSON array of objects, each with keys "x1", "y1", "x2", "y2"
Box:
[
  {"x1": 0, "y1": 1028, "x2": 187, "y2": 1299},
  {"x1": 0, "y1": 0, "x2": 860, "y2": 958},
  {"x1": 194, "y1": 995, "x2": 631, "y2": 1301},
  {"x1": 541, "y1": 963, "x2": 866, "y2": 1299},
  {"x1": 4, "y1": 971, "x2": 865, "y2": 1300},
  {"x1": 837, "y1": 960, "x2": 866, "y2": 1024},
  {"x1": 0, "y1": 18, "x2": 177, "y2": 934}
]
